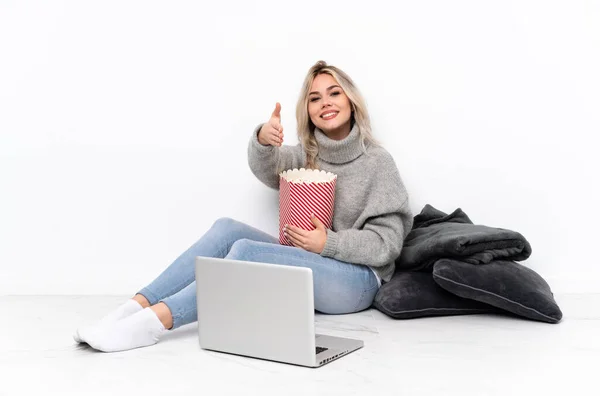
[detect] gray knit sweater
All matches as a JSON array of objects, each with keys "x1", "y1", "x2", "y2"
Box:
[{"x1": 247, "y1": 122, "x2": 413, "y2": 283}]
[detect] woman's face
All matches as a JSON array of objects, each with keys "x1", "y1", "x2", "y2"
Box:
[{"x1": 308, "y1": 73, "x2": 353, "y2": 140}]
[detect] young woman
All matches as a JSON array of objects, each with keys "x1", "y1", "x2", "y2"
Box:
[{"x1": 74, "y1": 60, "x2": 413, "y2": 352}]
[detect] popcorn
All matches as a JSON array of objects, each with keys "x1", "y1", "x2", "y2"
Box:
[{"x1": 278, "y1": 168, "x2": 338, "y2": 246}]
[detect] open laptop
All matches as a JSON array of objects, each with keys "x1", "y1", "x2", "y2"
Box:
[{"x1": 194, "y1": 256, "x2": 364, "y2": 368}]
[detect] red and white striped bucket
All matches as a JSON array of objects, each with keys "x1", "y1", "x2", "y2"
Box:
[{"x1": 278, "y1": 168, "x2": 337, "y2": 246}]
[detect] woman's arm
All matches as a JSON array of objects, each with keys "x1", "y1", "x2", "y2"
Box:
[
  {"x1": 320, "y1": 152, "x2": 413, "y2": 267},
  {"x1": 247, "y1": 123, "x2": 305, "y2": 190}
]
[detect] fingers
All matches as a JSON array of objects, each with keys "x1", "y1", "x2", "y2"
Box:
[
  {"x1": 267, "y1": 123, "x2": 284, "y2": 147},
  {"x1": 267, "y1": 102, "x2": 283, "y2": 147},
  {"x1": 270, "y1": 121, "x2": 283, "y2": 134},
  {"x1": 284, "y1": 226, "x2": 304, "y2": 248},
  {"x1": 271, "y1": 102, "x2": 281, "y2": 121},
  {"x1": 284, "y1": 224, "x2": 307, "y2": 240}
]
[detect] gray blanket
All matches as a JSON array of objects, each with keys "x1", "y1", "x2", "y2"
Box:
[{"x1": 395, "y1": 204, "x2": 532, "y2": 272}]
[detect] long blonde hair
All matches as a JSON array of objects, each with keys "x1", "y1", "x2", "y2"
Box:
[{"x1": 295, "y1": 60, "x2": 381, "y2": 170}]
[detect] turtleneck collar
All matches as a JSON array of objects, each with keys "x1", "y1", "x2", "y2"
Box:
[{"x1": 313, "y1": 122, "x2": 365, "y2": 164}]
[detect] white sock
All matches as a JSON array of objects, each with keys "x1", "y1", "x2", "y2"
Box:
[
  {"x1": 74, "y1": 299, "x2": 143, "y2": 343},
  {"x1": 84, "y1": 307, "x2": 167, "y2": 353}
]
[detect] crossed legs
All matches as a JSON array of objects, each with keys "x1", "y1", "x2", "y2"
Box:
[{"x1": 74, "y1": 217, "x2": 378, "y2": 352}]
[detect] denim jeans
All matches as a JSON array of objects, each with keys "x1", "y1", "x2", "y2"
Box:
[{"x1": 136, "y1": 217, "x2": 379, "y2": 330}]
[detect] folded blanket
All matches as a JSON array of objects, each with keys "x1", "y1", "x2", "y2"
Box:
[{"x1": 395, "y1": 204, "x2": 532, "y2": 272}]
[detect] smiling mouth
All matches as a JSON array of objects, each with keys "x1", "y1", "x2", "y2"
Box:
[{"x1": 321, "y1": 111, "x2": 338, "y2": 120}]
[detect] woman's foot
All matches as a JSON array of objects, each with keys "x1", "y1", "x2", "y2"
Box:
[
  {"x1": 73, "y1": 298, "x2": 145, "y2": 343},
  {"x1": 83, "y1": 307, "x2": 167, "y2": 352}
]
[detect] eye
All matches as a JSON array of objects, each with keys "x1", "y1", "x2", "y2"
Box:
[
  {"x1": 331, "y1": 91, "x2": 340, "y2": 96},
  {"x1": 309, "y1": 97, "x2": 319, "y2": 102}
]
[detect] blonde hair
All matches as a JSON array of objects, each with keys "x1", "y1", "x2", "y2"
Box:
[{"x1": 295, "y1": 60, "x2": 381, "y2": 170}]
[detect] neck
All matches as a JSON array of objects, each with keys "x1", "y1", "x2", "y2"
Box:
[{"x1": 313, "y1": 122, "x2": 365, "y2": 164}]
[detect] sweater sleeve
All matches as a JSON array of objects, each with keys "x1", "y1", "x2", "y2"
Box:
[
  {"x1": 247, "y1": 123, "x2": 306, "y2": 190},
  {"x1": 319, "y1": 154, "x2": 414, "y2": 267}
]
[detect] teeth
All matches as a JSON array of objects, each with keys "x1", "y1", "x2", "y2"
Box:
[{"x1": 322, "y1": 112, "x2": 337, "y2": 118}]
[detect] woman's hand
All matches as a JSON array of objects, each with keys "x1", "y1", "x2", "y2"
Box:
[
  {"x1": 284, "y1": 214, "x2": 327, "y2": 254},
  {"x1": 258, "y1": 102, "x2": 285, "y2": 147}
]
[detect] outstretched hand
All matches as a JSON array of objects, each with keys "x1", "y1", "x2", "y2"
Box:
[
  {"x1": 258, "y1": 102, "x2": 285, "y2": 147},
  {"x1": 284, "y1": 214, "x2": 327, "y2": 254}
]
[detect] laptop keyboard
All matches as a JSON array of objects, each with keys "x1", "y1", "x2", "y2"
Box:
[{"x1": 316, "y1": 346, "x2": 328, "y2": 354}]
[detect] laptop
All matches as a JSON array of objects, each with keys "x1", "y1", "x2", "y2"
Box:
[{"x1": 194, "y1": 256, "x2": 364, "y2": 368}]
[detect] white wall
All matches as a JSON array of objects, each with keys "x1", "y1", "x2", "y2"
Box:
[{"x1": 1, "y1": 0, "x2": 598, "y2": 295}]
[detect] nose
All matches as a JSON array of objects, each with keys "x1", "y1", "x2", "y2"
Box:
[{"x1": 321, "y1": 99, "x2": 332, "y2": 108}]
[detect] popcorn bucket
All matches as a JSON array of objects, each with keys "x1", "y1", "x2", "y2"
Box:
[{"x1": 278, "y1": 168, "x2": 337, "y2": 246}]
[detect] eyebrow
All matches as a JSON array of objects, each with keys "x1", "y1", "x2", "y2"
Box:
[{"x1": 309, "y1": 85, "x2": 341, "y2": 96}]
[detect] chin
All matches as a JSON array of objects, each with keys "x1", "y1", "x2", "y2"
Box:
[{"x1": 316, "y1": 119, "x2": 350, "y2": 133}]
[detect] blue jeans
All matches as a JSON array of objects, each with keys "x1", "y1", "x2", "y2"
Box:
[{"x1": 137, "y1": 217, "x2": 379, "y2": 330}]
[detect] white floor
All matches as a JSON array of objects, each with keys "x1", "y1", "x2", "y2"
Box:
[{"x1": 1, "y1": 294, "x2": 598, "y2": 396}]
